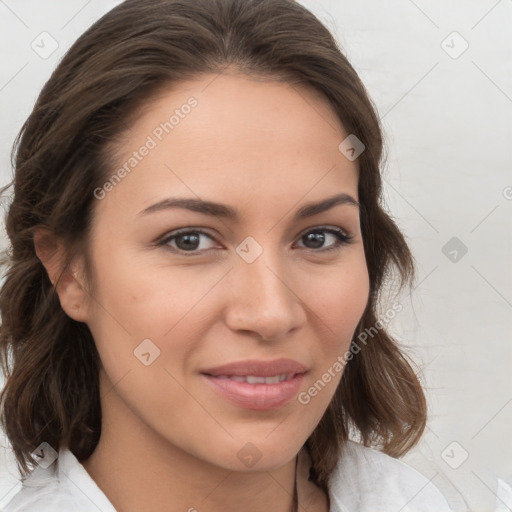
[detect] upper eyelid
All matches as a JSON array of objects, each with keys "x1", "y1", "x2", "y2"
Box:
[{"x1": 159, "y1": 225, "x2": 351, "y2": 246}]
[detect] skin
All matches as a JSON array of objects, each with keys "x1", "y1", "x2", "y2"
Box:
[{"x1": 37, "y1": 70, "x2": 370, "y2": 512}]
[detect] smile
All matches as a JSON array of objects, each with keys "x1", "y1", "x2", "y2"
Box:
[
  {"x1": 211, "y1": 374, "x2": 294, "y2": 384},
  {"x1": 201, "y1": 372, "x2": 306, "y2": 410}
]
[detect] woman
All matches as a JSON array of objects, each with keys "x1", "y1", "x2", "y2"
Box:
[{"x1": 0, "y1": 0, "x2": 452, "y2": 510}]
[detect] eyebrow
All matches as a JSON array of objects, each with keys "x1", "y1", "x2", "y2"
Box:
[{"x1": 138, "y1": 192, "x2": 359, "y2": 221}]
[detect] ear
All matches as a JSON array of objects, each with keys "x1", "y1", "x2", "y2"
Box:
[{"x1": 34, "y1": 227, "x2": 90, "y2": 323}]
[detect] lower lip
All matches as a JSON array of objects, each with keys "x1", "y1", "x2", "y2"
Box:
[{"x1": 201, "y1": 373, "x2": 306, "y2": 410}]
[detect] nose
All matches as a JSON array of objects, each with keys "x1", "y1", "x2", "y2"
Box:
[{"x1": 224, "y1": 247, "x2": 306, "y2": 341}]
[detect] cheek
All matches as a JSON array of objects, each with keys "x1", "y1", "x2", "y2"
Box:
[
  {"x1": 292, "y1": 258, "x2": 368, "y2": 419},
  {"x1": 333, "y1": 270, "x2": 368, "y2": 339},
  {"x1": 86, "y1": 238, "x2": 220, "y2": 335},
  {"x1": 302, "y1": 252, "x2": 369, "y2": 387},
  {"x1": 83, "y1": 243, "x2": 231, "y2": 390},
  {"x1": 310, "y1": 254, "x2": 369, "y2": 342}
]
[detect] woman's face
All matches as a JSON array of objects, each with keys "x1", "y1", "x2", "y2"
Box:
[{"x1": 81, "y1": 71, "x2": 369, "y2": 471}]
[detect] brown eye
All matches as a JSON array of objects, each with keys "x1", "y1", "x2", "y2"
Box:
[
  {"x1": 160, "y1": 229, "x2": 218, "y2": 253},
  {"x1": 296, "y1": 227, "x2": 352, "y2": 252}
]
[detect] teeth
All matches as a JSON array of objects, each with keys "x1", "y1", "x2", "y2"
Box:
[
  {"x1": 246, "y1": 376, "x2": 266, "y2": 384},
  {"x1": 214, "y1": 374, "x2": 291, "y2": 384}
]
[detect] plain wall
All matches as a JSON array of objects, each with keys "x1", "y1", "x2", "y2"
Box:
[{"x1": 1, "y1": 1, "x2": 511, "y2": 511}]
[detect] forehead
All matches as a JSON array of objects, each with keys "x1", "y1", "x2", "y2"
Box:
[{"x1": 97, "y1": 72, "x2": 359, "y2": 220}]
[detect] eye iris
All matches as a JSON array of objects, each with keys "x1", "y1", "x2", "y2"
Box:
[
  {"x1": 304, "y1": 231, "x2": 325, "y2": 249},
  {"x1": 176, "y1": 233, "x2": 200, "y2": 251}
]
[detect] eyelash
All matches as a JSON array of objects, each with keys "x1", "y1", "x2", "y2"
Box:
[{"x1": 156, "y1": 226, "x2": 354, "y2": 256}]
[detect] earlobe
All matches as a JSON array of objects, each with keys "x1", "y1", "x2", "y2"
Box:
[
  {"x1": 54, "y1": 266, "x2": 90, "y2": 323},
  {"x1": 34, "y1": 227, "x2": 90, "y2": 322}
]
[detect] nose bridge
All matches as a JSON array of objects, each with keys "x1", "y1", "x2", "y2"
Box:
[{"x1": 225, "y1": 236, "x2": 304, "y2": 339}]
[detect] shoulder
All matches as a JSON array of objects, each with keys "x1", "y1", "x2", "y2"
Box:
[
  {"x1": 2, "y1": 482, "x2": 82, "y2": 512},
  {"x1": 2, "y1": 448, "x2": 116, "y2": 512},
  {"x1": 327, "y1": 440, "x2": 453, "y2": 512}
]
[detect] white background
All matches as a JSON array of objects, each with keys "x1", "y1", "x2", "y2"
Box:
[{"x1": 1, "y1": 1, "x2": 511, "y2": 511}]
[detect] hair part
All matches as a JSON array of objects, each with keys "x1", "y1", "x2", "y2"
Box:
[{"x1": 0, "y1": 0, "x2": 425, "y2": 493}]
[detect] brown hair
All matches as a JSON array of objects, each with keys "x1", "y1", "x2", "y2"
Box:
[{"x1": 0, "y1": 0, "x2": 425, "y2": 493}]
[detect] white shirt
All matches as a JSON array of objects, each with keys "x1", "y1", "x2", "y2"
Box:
[{"x1": 3, "y1": 440, "x2": 452, "y2": 511}]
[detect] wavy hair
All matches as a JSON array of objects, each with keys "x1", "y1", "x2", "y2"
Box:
[{"x1": 0, "y1": 0, "x2": 425, "y2": 494}]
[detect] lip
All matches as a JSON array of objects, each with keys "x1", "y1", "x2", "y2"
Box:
[
  {"x1": 200, "y1": 358, "x2": 308, "y2": 410},
  {"x1": 200, "y1": 358, "x2": 307, "y2": 377}
]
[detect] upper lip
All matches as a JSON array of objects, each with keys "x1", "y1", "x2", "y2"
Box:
[{"x1": 200, "y1": 358, "x2": 307, "y2": 377}]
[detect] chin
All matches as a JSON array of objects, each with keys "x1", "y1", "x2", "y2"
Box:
[{"x1": 199, "y1": 432, "x2": 307, "y2": 472}]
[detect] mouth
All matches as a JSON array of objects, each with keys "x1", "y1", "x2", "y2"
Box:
[
  {"x1": 199, "y1": 358, "x2": 307, "y2": 410},
  {"x1": 208, "y1": 373, "x2": 296, "y2": 384}
]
